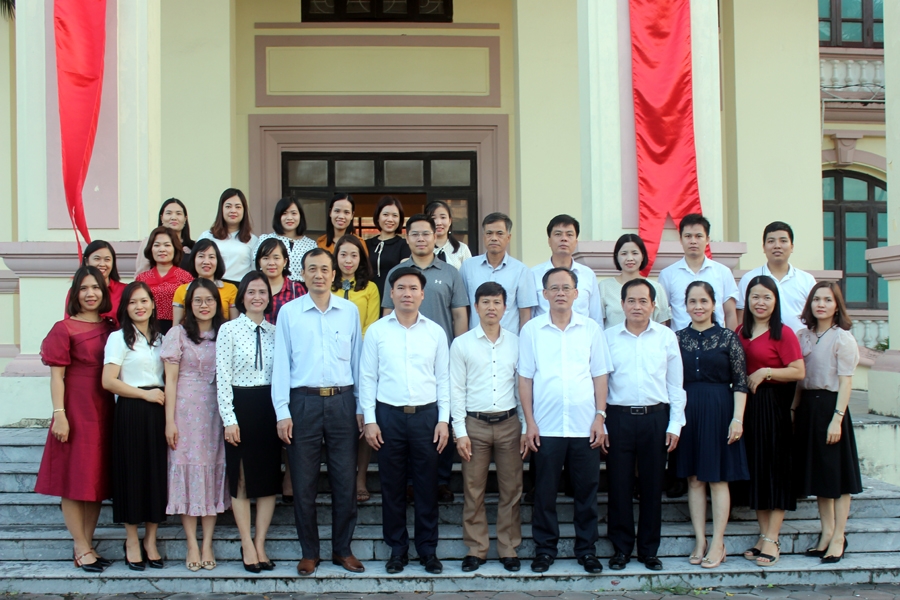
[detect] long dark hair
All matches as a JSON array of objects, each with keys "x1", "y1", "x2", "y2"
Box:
[
  {"x1": 741, "y1": 275, "x2": 784, "y2": 341},
  {"x1": 81, "y1": 240, "x2": 121, "y2": 282},
  {"x1": 425, "y1": 200, "x2": 461, "y2": 253},
  {"x1": 158, "y1": 198, "x2": 194, "y2": 248},
  {"x1": 255, "y1": 237, "x2": 291, "y2": 278},
  {"x1": 66, "y1": 266, "x2": 112, "y2": 317},
  {"x1": 117, "y1": 281, "x2": 162, "y2": 350},
  {"x1": 182, "y1": 278, "x2": 224, "y2": 344},
  {"x1": 187, "y1": 238, "x2": 226, "y2": 280},
  {"x1": 325, "y1": 193, "x2": 355, "y2": 247},
  {"x1": 210, "y1": 188, "x2": 253, "y2": 243},
  {"x1": 800, "y1": 281, "x2": 853, "y2": 331},
  {"x1": 271, "y1": 197, "x2": 308, "y2": 236},
  {"x1": 143, "y1": 226, "x2": 184, "y2": 268},
  {"x1": 332, "y1": 235, "x2": 372, "y2": 293}
]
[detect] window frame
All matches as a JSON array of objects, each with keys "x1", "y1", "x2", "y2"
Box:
[
  {"x1": 301, "y1": 0, "x2": 453, "y2": 23},
  {"x1": 819, "y1": 0, "x2": 884, "y2": 49}
]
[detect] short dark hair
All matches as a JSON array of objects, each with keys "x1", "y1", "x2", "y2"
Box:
[
  {"x1": 66, "y1": 266, "x2": 112, "y2": 317},
  {"x1": 271, "y1": 197, "x2": 308, "y2": 236},
  {"x1": 235, "y1": 271, "x2": 273, "y2": 315},
  {"x1": 117, "y1": 281, "x2": 162, "y2": 350},
  {"x1": 301, "y1": 247, "x2": 335, "y2": 271},
  {"x1": 373, "y1": 195, "x2": 406, "y2": 233},
  {"x1": 612, "y1": 233, "x2": 649, "y2": 272},
  {"x1": 210, "y1": 188, "x2": 253, "y2": 244},
  {"x1": 332, "y1": 234, "x2": 372, "y2": 293},
  {"x1": 621, "y1": 278, "x2": 656, "y2": 302},
  {"x1": 182, "y1": 278, "x2": 225, "y2": 344},
  {"x1": 143, "y1": 226, "x2": 184, "y2": 268},
  {"x1": 325, "y1": 193, "x2": 355, "y2": 247},
  {"x1": 542, "y1": 267, "x2": 578, "y2": 289},
  {"x1": 158, "y1": 198, "x2": 193, "y2": 248},
  {"x1": 741, "y1": 275, "x2": 784, "y2": 340},
  {"x1": 679, "y1": 213, "x2": 710, "y2": 236},
  {"x1": 187, "y1": 238, "x2": 226, "y2": 281},
  {"x1": 475, "y1": 281, "x2": 507, "y2": 305},
  {"x1": 81, "y1": 240, "x2": 121, "y2": 282},
  {"x1": 546, "y1": 214, "x2": 580, "y2": 238},
  {"x1": 800, "y1": 281, "x2": 852, "y2": 331},
  {"x1": 255, "y1": 237, "x2": 291, "y2": 278},
  {"x1": 406, "y1": 213, "x2": 436, "y2": 232},
  {"x1": 482, "y1": 212, "x2": 513, "y2": 232},
  {"x1": 389, "y1": 266, "x2": 426, "y2": 289},
  {"x1": 763, "y1": 221, "x2": 794, "y2": 244}
]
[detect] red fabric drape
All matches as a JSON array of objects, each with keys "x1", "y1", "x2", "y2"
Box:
[
  {"x1": 54, "y1": 0, "x2": 106, "y2": 255},
  {"x1": 630, "y1": 0, "x2": 706, "y2": 276}
]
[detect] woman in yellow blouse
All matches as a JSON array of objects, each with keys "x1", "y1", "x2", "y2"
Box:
[
  {"x1": 331, "y1": 235, "x2": 379, "y2": 336},
  {"x1": 172, "y1": 239, "x2": 239, "y2": 324}
]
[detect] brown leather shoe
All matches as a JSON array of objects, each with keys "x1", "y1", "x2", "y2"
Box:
[
  {"x1": 296, "y1": 557, "x2": 321, "y2": 576},
  {"x1": 332, "y1": 553, "x2": 365, "y2": 573}
]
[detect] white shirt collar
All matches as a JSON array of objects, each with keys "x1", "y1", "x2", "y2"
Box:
[
  {"x1": 387, "y1": 310, "x2": 424, "y2": 329},
  {"x1": 473, "y1": 324, "x2": 506, "y2": 344},
  {"x1": 677, "y1": 256, "x2": 712, "y2": 274}
]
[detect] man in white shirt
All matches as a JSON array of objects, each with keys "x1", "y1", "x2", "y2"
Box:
[
  {"x1": 361, "y1": 267, "x2": 451, "y2": 576},
  {"x1": 605, "y1": 279, "x2": 686, "y2": 572},
  {"x1": 450, "y1": 281, "x2": 525, "y2": 573},
  {"x1": 737, "y1": 221, "x2": 816, "y2": 332},
  {"x1": 273, "y1": 248, "x2": 364, "y2": 576},
  {"x1": 459, "y1": 213, "x2": 537, "y2": 332},
  {"x1": 658, "y1": 213, "x2": 739, "y2": 331},
  {"x1": 530, "y1": 214, "x2": 603, "y2": 326},
  {"x1": 519, "y1": 267, "x2": 611, "y2": 575}
]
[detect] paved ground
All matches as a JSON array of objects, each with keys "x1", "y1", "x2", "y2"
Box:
[{"x1": 6, "y1": 586, "x2": 900, "y2": 600}]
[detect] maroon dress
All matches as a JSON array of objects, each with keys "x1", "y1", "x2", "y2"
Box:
[{"x1": 34, "y1": 318, "x2": 116, "y2": 502}]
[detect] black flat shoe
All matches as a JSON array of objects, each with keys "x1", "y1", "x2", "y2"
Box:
[
  {"x1": 578, "y1": 554, "x2": 603, "y2": 574},
  {"x1": 530, "y1": 553, "x2": 554, "y2": 573},
  {"x1": 638, "y1": 555, "x2": 663, "y2": 571},
  {"x1": 609, "y1": 551, "x2": 629, "y2": 570},
  {"x1": 420, "y1": 554, "x2": 443, "y2": 574},
  {"x1": 461, "y1": 555, "x2": 486, "y2": 572},
  {"x1": 123, "y1": 542, "x2": 145, "y2": 571},
  {"x1": 386, "y1": 553, "x2": 408, "y2": 574},
  {"x1": 241, "y1": 547, "x2": 261, "y2": 573},
  {"x1": 500, "y1": 556, "x2": 520, "y2": 572}
]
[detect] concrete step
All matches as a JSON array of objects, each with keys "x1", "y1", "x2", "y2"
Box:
[
  {"x1": 2, "y1": 518, "x2": 898, "y2": 562},
  {"x1": 1, "y1": 553, "x2": 899, "y2": 594}
]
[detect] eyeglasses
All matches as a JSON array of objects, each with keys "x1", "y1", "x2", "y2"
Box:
[
  {"x1": 407, "y1": 231, "x2": 434, "y2": 239},
  {"x1": 547, "y1": 285, "x2": 574, "y2": 293},
  {"x1": 192, "y1": 297, "x2": 217, "y2": 306}
]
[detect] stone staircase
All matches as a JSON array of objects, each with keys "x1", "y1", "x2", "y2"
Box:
[{"x1": 2, "y1": 427, "x2": 900, "y2": 593}]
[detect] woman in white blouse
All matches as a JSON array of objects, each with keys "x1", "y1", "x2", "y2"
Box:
[
  {"x1": 599, "y1": 233, "x2": 671, "y2": 328},
  {"x1": 215, "y1": 271, "x2": 279, "y2": 573},
  {"x1": 198, "y1": 189, "x2": 259, "y2": 285},
  {"x1": 426, "y1": 200, "x2": 472, "y2": 270},
  {"x1": 101, "y1": 282, "x2": 167, "y2": 571},
  {"x1": 255, "y1": 197, "x2": 316, "y2": 282}
]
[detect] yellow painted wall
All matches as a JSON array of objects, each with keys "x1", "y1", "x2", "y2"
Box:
[{"x1": 0, "y1": 13, "x2": 15, "y2": 245}]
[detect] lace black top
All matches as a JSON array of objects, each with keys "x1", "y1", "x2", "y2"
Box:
[{"x1": 676, "y1": 324, "x2": 748, "y2": 392}]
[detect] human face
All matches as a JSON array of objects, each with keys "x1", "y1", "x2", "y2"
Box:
[
  {"x1": 194, "y1": 247, "x2": 218, "y2": 279},
  {"x1": 78, "y1": 275, "x2": 103, "y2": 313},
  {"x1": 151, "y1": 233, "x2": 174, "y2": 266},
  {"x1": 222, "y1": 196, "x2": 244, "y2": 227},
  {"x1": 330, "y1": 199, "x2": 354, "y2": 233},
  {"x1": 483, "y1": 221, "x2": 510, "y2": 258},
  {"x1": 749, "y1": 284, "x2": 776, "y2": 322},
  {"x1": 259, "y1": 248, "x2": 286, "y2": 281},
  {"x1": 548, "y1": 224, "x2": 578, "y2": 258},
  {"x1": 686, "y1": 286, "x2": 714, "y2": 326},
  {"x1": 86, "y1": 248, "x2": 113, "y2": 283},
  {"x1": 243, "y1": 279, "x2": 270, "y2": 316},
  {"x1": 542, "y1": 271, "x2": 578, "y2": 312},
  {"x1": 302, "y1": 253, "x2": 336, "y2": 294},
  {"x1": 280, "y1": 204, "x2": 301, "y2": 236},
  {"x1": 811, "y1": 287, "x2": 838, "y2": 325},
  {"x1": 161, "y1": 203, "x2": 186, "y2": 233},
  {"x1": 622, "y1": 283, "x2": 655, "y2": 326},
  {"x1": 127, "y1": 288, "x2": 154, "y2": 324},
  {"x1": 337, "y1": 243, "x2": 360, "y2": 279},
  {"x1": 191, "y1": 288, "x2": 217, "y2": 323},
  {"x1": 407, "y1": 221, "x2": 436, "y2": 257},
  {"x1": 430, "y1": 206, "x2": 451, "y2": 238},
  {"x1": 764, "y1": 230, "x2": 793, "y2": 265},
  {"x1": 390, "y1": 274, "x2": 425, "y2": 315},
  {"x1": 475, "y1": 294, "x2": 505, "y2": 328},
  {"x1": 680, "y1": 224, "x2": 709, "y2": 259},
  {"x1": 378, "y1": 204, "x2": 401, "y2": 235},
  {"x1": 617, "y1": 242, "x2": 644, "y2": 275}
]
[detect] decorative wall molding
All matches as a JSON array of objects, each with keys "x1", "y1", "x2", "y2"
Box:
[
  {"x1": 0, "y1": 241, "x2": 143, "y2": 278},
  {"x1": 822, "y1": 149, "x2": 887, "y2": 174},
  {"x1": 867, "y1": 245, "x2": 900, "y2": 280},
  {"x1": 0, "y1": 271, "x2": 18, "y2": 294},
  {"x1": 574, "y1": 241, "x2": 748, "y2": 277},
  {"x1": 1, "y1": 353, "x2": 49, "y2": 377},
  {"x1": 0, "y1": 344, "x2": 19, "y2": 358},
  {"x1": 254, "y1": 22, "x2": 500, "y2": 30}
]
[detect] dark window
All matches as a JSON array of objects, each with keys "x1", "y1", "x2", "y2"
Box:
[
  {"x1": 822, "y1": 170, "x2": 887, "y2": 309},
  {"x1": 819, "y1": 0, "x2": 884, "y2": 48},
  {"x1": 302, "y1": 0, "x2": 452, "y2": 22}
]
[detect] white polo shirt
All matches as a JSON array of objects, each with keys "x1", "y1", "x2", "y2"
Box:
[
  {"x1": 738, "y1": 264, "x2": 817, "y2": 332},
  {"x1": 658, "y1": 257, "x2": 740, "y2": 331}
]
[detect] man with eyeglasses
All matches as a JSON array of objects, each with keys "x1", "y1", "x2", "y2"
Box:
[{"x1": 519, "y1": 267, "x2": 611, "y2": 575}]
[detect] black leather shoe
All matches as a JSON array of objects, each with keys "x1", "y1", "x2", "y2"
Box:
[
  {"x1": 500, "y1": 556, "x2": 521, "y2": 572},
  {"x1": 420, "y1": 554, "x2": 443, "y2": 574},
  {"x1": 94, "y1": 555, "x2": 113, "y2": 569},
  {"x1": 122, "y1": 542, "x2": 145, "y2": 571},
  {"x1": 140, "y1": 541, "x2": 164, "y2": 569},
  {"x1": 609, "y1": 551, "x2": 629, "y2": 570},
  {"x1": 578, "y1": 554, "x2": 603, "y2": 574},
  {"x1": 386, "y1": 553, "x2": 408, "y2": 574},
  {"x1": 461, "y1": 555, "x2": 486, "y2": 572},
  {"x1": 530, "y1": 553, "x2": 554, "y2": 573},
  {"x1": 638, "y1": 555, "x2": 663, "y2": 570}
]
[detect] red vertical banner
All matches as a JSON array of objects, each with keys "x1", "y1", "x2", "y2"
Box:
[
  {"x1": 54, "y1": 0, "x2": 106, "y2": 255},
  {"x1": 629, "y1": 0, "x2": 705, "y2": 275}
]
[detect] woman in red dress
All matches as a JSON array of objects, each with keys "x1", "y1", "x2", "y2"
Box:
[
  {"x1": 36, "y1": 266, "x2": 116, "y2": 572},
  {"x1": 64, "y1": 241, "x2": 126, "y2": 326},
  {"x1": 136, "y1": 226, "x2": 193, "y2": 334}
]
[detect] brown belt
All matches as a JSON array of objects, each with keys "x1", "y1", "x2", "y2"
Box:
[
  {"x1": 467, "y1": 408, "x2": 517, "y2": 424},
  {"x1": 378, "y1": 401, "x2": 437, "y2": 414},
  {"x1": 295, "y1": 385, "x2": 353, "y2": 397}
]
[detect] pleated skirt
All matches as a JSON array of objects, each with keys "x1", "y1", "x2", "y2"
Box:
[
  {"x1": 112, "y1": 393, "x2": 168, "y2": 524},
  {"x1": 225, "y1": 385, "x2": 281, "y2": 499},
  {"x1": 793, "y1": 389, "x2": 863, "y2": 499}
]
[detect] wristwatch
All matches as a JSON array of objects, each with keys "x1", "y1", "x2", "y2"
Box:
[{"x1": 596, "y1": 409, "x2": 607, "y2": 419}]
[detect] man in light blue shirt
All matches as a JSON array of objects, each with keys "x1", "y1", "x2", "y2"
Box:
[{"x1": 273, "y1": 248, "x2": 364, "y2": 576}]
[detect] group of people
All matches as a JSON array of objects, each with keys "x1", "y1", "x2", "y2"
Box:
[{"x1": 34, "y1": 187, "x2": 862, "y2": 579}]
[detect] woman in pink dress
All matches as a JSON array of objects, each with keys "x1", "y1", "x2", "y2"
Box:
[
  {"x1": 162, "y1": 278, "x2": 229, "y2": 571},
  {"x1": 136, "y1": 226, "x2": 193, "y2": 334},
  {"x1": 36, "y1": 266, "x2": 116, "y2": 572}
]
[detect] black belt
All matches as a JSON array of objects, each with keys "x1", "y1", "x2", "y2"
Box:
[
  {"x1": 295, "y1": 385, "x2": 353, "y2": 397},
  {"x1": 378, "y1": 401, "x2": 436, "y2": 414},
  {"x1": 467, "y1": 408, "x2": 517, "y2": 424},
  {"x1": 608, "y1": 403, "x2": 668, "y2": 416}
]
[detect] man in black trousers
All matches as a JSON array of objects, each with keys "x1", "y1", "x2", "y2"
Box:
[{"x1": 604, "y1": 279, "x2": 686, "y2": 571}]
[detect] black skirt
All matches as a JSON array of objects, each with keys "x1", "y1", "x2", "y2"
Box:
[
  {"x1": 112, "y1": 393, "x2": 168, "y2": 524},
  {"x1": 794, "y1": 389, "x2": 863, "y2": 499},
  {"x1": 225, "y1": 385, "x2": 281, "y2": 499}
]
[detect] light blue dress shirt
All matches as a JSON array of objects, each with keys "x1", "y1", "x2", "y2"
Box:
[{"x1": 459, "y1": 253, "x2": 537, "y2": 332}]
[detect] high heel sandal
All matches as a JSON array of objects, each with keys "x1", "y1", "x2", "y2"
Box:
[
  {"x1": 822, "y1": 536, "x2": 848, "y2": 564},
  {"x1": 689, "y1": 540, "x2": 708, "y2": 565},
  {"x1": 241, "y1": 547, "x2": 262, "y2": 574},
  {"x1": 74, "y1": 550, "x2": 104, "y2": 573},
  {"x1": 756, "y1": 536, "x2": 780, "y2": 567},
  {"x1": 123, "y1": 541, "x2": 146, "y2": 571},
  {"x1": 743, "y1": 533, "x2": 764, "y2": 561},
  {"x1": 701, "y1": 545, "x2": 727, "y2": 569}
]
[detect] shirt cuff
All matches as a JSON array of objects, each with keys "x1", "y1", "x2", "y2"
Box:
[
  {"x1": 452, "y1": 420, "x2": 468, "y2": 439},
  {"x1": 438, "y1": 405, "x2": 450, "y2": 424},
  {"x1": 222, "y1": 414, "x2": 238, "y2": 427},
  {"x1": 363, "y1": 407, "x2": 377, "y2": 425},
  {"x1": 274, "y1": 405, "x2": 291, "y2": 421},
  {"x1": 666, "y1": 422, "x2": 682, "y2": 437}
]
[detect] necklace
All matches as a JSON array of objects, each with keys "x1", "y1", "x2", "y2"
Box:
[{"x1": 815, "y1": 326, "x2": 834, "y2": 344}]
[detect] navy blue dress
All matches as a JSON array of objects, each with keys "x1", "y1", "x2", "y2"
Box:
[{"x1": 675, "y1": 325, "x2": 750, "y2": 483}]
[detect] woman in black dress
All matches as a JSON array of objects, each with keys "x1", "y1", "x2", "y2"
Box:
[
  {"x1": 365, "y1": 195, "x2": 410, "y2": 302},
  {"x1": 675, "y1": 282, "x2": 749, "y2": 568},
  {"x1": 792, "y1": 281, "x2": 861, "y2": 563}
]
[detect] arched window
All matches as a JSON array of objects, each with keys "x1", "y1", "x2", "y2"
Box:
[{"x1": 822, "y1": 170, "x2": 887, "y2": 309}]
